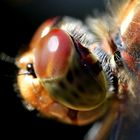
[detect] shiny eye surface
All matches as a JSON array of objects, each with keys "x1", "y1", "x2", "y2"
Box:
[
  {"x1": 34, "y1": 28, "x2": 74, "y2": 79},
  {"x1": 29, "y1": 17, "x2": 59, "y2": 49}
]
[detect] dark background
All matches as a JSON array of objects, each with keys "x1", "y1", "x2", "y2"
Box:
[
  {"x1": 0, "y1": 0, "x2": 105, "y2": 140},
  {"x1": 1, "y1": 0, "x2": 140, "y2": 140}
]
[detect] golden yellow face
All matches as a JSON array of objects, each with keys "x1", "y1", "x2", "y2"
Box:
[{"x1": 15, "y1": 0, "x2": 140, "y2": 140}]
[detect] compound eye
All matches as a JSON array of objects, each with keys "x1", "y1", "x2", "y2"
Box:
[{"x1": 34, "y1": 28, "x2": 73, "y2": 79}]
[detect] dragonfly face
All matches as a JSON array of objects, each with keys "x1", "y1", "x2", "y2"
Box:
[
  {"x1": 16, "y1": 16, "x2": 109, "y2": 125},
  {"x1": 15, "y1": 0, "x2": 140, "y2": 139}
]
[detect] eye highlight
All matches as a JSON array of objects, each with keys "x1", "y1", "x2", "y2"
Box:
[
  {"x1": 29, "y1": 17, "x2": 59, "y2": 49},
  {"x1": 47, "y1": 36, "x2": 59, "y2": 52}
]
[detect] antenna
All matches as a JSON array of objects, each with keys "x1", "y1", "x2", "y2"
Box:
[
  {"x1": 0, "y1": 52, "x2": 15, "y2": 64},
  {"x1": 0, "y1": 52, "x2": 17, "y2": 79},
  {"x1": 0, "y1": 53, "x2": 36, "y2": 78}
]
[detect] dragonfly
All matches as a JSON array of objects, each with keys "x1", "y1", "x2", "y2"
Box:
[{"x1": 1, "y1": 0, "x2": 140, "y2": 139}]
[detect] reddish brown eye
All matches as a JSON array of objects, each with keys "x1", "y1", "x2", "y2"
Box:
[
  {"x1": 34, "y1": 28, "x2": 74, "y2": 79},
  {"x1": 29, "y1": 17, "x2": 59, "y2": 49}
]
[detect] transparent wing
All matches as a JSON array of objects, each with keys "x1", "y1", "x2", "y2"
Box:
[
  {"x1": 84, "y1": 110, "x2": 140, "y2": 140},
  {"x1": 84, "y1": 85, "x2": 140, "y2": 140},
  {"x1": 112, "y1": 116, "x2": 140, "y2": 140}
]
